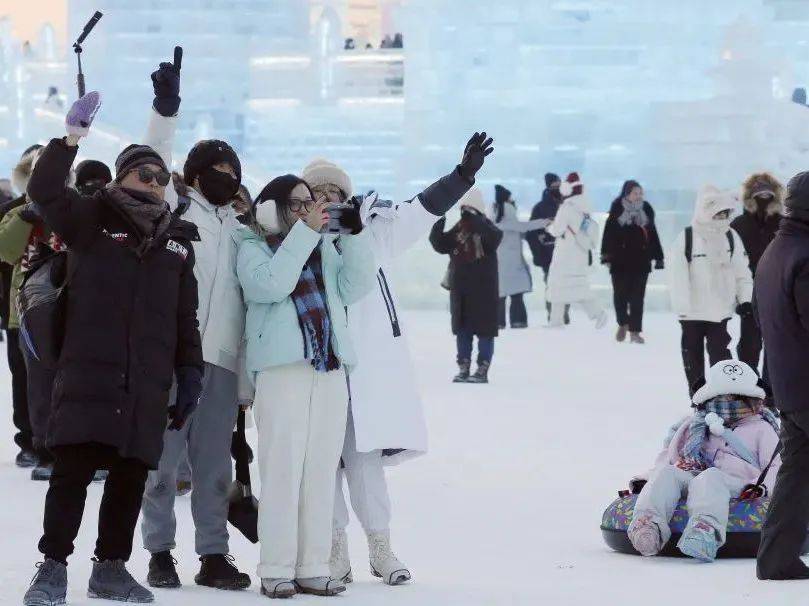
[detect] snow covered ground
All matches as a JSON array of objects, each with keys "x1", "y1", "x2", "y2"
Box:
[{"x1": 1, "y1": 310, "x2": 808, "y2": 605}]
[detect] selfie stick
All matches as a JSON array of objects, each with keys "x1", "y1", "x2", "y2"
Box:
[{"x1": 73, "y1": 11, "x2": 103, "y2": 98}]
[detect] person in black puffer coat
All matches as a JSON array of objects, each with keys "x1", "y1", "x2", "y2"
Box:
[
  {"x1": 600, "y1": 180, "x2": 664, "y2": 344},
  {"x1": 731, "y1": 172, "x2": 783, "y2": 372},
  {"x1": 22, "y1": 92, "x2": 203, "y2": 606}
]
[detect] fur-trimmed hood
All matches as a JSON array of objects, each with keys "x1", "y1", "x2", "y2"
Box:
[
  {"x1": 742, "y1": 172, "x2": 783, "y2": 216},
  {"x1": 11, "y1": 145, "x2": 44, "y2": 195}
]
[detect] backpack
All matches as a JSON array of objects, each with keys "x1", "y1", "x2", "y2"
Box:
[{"x1": 684, "y1": 226, "x2": 735, "y2": 263}]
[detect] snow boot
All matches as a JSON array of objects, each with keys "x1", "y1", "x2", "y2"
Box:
[
  {"x1": 16, "y1": 448, "x2": 38, "y2": 468},
  {"x1": 23, "y1": 559, "x2": 67, "y2": 606},
  {"x1": 261, "y1": 578, "x2": 297, "y2": 599},
  {"x1": 628, "y1": 514, "x2": 662, "y2": 557},
  {"x1": 31, "y1": 463, "x2": 53, "y2": 482},
  {"x1": 616, "y1": 325, "x2": 628, "y2": 342},
  {"x1": 467, "y1": 361, "x2": 490, "y2": 384},
  {"x1": 368, "y1": 531, "x2": 411, "y2": 585},
  {"x1": 147, "y1": 551, "x2": 181, "y2": 589},
  {"x1": 511, "y1": 322, "x2": 527, "y2": 329},
  {"x1": 453, "y1": 360, "x2": 471, "y2": 383},
  {"x1": 294, "y1": 577, "x2": 345, "y2": 597},
  {"x1": 194, "y1": 554, "x2": 251, "y2": 590},
  {"x1": 678, "y1": 519, "x2": 719, "y2": 562},
  {"x1": 630, "y1": 332, "x2": 645, "y2": 345},
  {"x1": 329, "y1": 527, "x2": 352, "y2": 583},
  {"x1": 176, "y1": 480, "x2": 192, "y2": 496},
  {"x1": 92, "y1": 469, "x2": 108, "y2": 483},
  {"x1": 87, "y1": 559, "x2": 154, "y2": 603}
]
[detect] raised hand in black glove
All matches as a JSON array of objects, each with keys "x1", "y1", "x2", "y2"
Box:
[
  {"x1": 152, "y1": 46, "x2": 182, "y2": 117},
  {"x1": 740, "y1": 483, "x2": 766, "y2": 500},
  {"x1": 458, "y1": 132, "x2": 494, "y2": 182},
  {"x1": 18, "y1": 202, "x2": 42, "y2": 224},
  {"x1": 736, "y1": 301, "x2": 753, "y2": 318},
  {"x1": 655, "y1": 259, "x2": 665, "y2": 270},
  {"x1": 168, "y1": 365, "x2": 202, "y2": 431}
]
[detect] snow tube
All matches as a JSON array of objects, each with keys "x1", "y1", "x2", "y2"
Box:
[{"x1": 601, "y1": 494, "x2": 809, "y2": 558}]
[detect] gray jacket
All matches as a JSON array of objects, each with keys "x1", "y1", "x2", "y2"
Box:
[{"x1": 494, "y1": 203, "x2": 548, "y2": 297}]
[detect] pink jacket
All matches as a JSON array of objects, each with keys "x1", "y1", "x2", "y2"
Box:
[{"x1": 648, "y1": 415, "x2": 781, "y2": 492}]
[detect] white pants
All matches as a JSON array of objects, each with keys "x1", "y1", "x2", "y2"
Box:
[
  {"x1": 333, "y1": 407, "x2": 391, "y2": 534},
  {"x1": 549, "y1": 298, "x2": 601, "y2": 326},
  {"x1": 631, "y1": 465, "x2": 746, "y2": 545},
  {"x1": 254, "y1": 362, "x2": 349, "y2": 579}
]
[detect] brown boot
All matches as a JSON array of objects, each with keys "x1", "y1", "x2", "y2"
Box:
[
  {"x1": 616, "y1": 325, "x2": 628, "y2": 342},
  {"x1": 630, "y1": 332, "x2": 645, "y2": 344}
]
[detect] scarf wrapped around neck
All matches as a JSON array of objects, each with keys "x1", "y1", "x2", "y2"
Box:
[
  {"x1": 265, "y1": 234, "x2": 340, "y2": 373},
  {"x1": 451, "y1": 214, "x2": 486, "y2": 264},
  {"x1": 106, "y1": 186, "x2": 172, "y2": 255},
  {"x1": 617, "y1": 199, "x2": 649, "y2": 228}
]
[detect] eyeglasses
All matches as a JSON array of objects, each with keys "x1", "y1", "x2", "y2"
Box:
[
  {"x1": 288, "y1": 197, "x2": 315, "y2": 213},
  {"x1": 137, "y1": 167, "x2": 171, "y2": 187}
]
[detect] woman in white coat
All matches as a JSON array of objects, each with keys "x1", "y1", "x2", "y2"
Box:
[{"x1": 546, "y1": 172, "x2": 606, "y2": 328}]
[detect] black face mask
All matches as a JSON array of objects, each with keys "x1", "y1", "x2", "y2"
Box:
[{"x1": 198, "y1": 167, "x2": 239, "y2": 206}]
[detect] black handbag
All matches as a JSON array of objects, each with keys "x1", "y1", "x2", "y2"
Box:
[{"x1": 227, "y1": 408, "x2": 259, "y2": 543}]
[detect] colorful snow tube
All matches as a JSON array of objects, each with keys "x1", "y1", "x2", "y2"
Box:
[{"x1": 601, "y1": 494, "x2": 809, "y2": 558}]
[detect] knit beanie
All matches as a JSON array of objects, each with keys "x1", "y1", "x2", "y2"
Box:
[
  {"x1": 494, "y1": 184, "x2": 511, "y2": 205},
  {"x1": 115, "y1": 144, "x2": 167, "y2": 182},
  {"x1": 460, "y1": 187, "x2": 486, "y2": 214},
  {"x1": 302, "y1": 158, "x2": 353, "y2": 198},
  {"x1": 545, "y1": 172, "x2": 560, "y2": 188},
  {"x1": 75, "y1": 159, "x2": 112, "y2": 188},
  {"x1": 560, "y1": 172, "x2": 583, "y2": 198},
  {"x1": 183, "y1": 139, "x2": 242, "y2": 187},
  {"x1": 785, "y1": 171, "x2": 809, "y2": 217}
]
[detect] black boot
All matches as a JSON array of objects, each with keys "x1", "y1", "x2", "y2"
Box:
[
  {"x1": 453, "y1": 360, "x2": 471, "y2": 383},
  {"x1": 194, "y1": 554, "x2": 250, "y2": 591},
  {"x1": 15, "y1": 448, "x2": 38, "y2": 468},
  {"x1": 468, "y1": 361, "x2": 490, "y2": 384},
  {"x1": 147, "y1": 551, "x2": 181, "y2": 589}
]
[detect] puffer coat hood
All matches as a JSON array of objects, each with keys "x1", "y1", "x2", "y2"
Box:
[{"x1": 12, "y1": 145, "x2": 44, "y2": 195}]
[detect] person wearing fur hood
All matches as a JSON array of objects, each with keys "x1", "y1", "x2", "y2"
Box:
[
  {"x1": 730, "y1": 173, "x2": 783, "y2": 371},
  {"x1": 626, "y1": 360, "x2": 780, "y2": 562},
  {"x1": 668, "y1": 186, "x2": 753, "y2": 394}
]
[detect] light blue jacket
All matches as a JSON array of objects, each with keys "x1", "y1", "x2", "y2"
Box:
[{"x1": 236, "y1": 220, "x2": 377, "y2": 381}]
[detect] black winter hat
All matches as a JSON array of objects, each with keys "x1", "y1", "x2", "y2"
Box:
[
  {"x1": 115, "y1": 144, "x2": 167, "y2": 182},
  {"x1": 785, "y1": 171, "x2": 809, "y2": 215},
  {"x1": 495, "y1": 184, "x2": 511, "y2": 205},
  {"x1": 75, "y1": 159, "x2": 112, "y2": 188},
  {"x1": 545, "y1": 172, "x2": 560, "y2": 188},
  {"x1": 183, "y1": 139, "x2": 242, "y2": 187}
]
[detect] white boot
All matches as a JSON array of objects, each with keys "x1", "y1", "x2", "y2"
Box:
[
  {"x1": 367, "y1": 531, "x2": 411, "y2": 585},
  {"x1": 329, "y1": 528, "x2": 352, "y2": 583}
]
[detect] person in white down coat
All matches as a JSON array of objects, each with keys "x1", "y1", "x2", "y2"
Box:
[
  {"x1": 668, "y1": 185, "x2": 753, "y2": 395},
  {"x1": 301, "y1": 132, "x2": 493, "y2": 586},
  {"x1": 546, "y1": 172, "x2": 606, "y2": 328}
]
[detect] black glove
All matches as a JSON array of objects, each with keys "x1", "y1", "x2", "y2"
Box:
[
  {"x1": 18, "y1": 202, "x2": 41, "y2": 224},
  {"x1": 458, "y1": 132, "x2": 494, "y2": 182},
  {"x1": 168, "y1": 365, "x2": 202, "y2": 431},
  {"x1": 338, "y1": 204, "x2": 363, "y2": 235},
  {"x1": 152, "y1": 46, "x2": 182, "y2": 117},
  {"x1": 655, "y1": 259, "x2": 665, "y2": 270},
  {"x1": 736, "y1": 302, "x2": 753, "y2": 318},
  {"x1": 740, "y1": 483, "x2": 766, "y2": 500},
  {"x1": 629, "y1": 479, "x2": 647, "y2": 494}
]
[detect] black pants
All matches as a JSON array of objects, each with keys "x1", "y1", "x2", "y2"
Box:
[
  {"x1": 498, "y1": 294, "x2": 527, "y2": 328},
  {"x1": 7, "y1": 329, "x2": 32, "y2": 451},
  {"x1": 738, "y1": 313, "x2": 764, "y2": 371},
  {"x1": 39, "y1": 443, "x2": 148, "y2": 564},
  {"x1": 611, "y1": 271, "x2": 648, "y2": 333},
  {"x1": 542, "y1": 268, "x2": 569, "y2": 324},
  {"x1": 680, "y1": 320, "x2": 732, "y2": 394},
  {"x1": 757, "y1": 410, "x2": 809, "y2": 579},
  {"x1": 21, "y1": 340, "x2": 56, "y2": 457}
]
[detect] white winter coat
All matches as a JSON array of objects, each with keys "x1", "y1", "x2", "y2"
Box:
[
  {"x1": 545, "y1": 193, "x2": 600, "y2": 303},
  {"x1": 494, "y1": 203, "x2": 548, "y2": 298},
  {"x1": 145, "y1": 110, "x2": 246, "y2": 372},
  {"x1": 667, "y1": 187, "x2": 753, "y2": 323}
]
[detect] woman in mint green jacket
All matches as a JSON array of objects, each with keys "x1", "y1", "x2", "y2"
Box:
[{"x1": 236, "y1": 174, "x2": 376, "y2": 598}]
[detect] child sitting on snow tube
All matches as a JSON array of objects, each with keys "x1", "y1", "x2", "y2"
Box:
[{"x1": 627, "y1": 360, "x2": 780, "y2": 562}]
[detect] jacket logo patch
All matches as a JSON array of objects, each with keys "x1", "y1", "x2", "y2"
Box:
[
  {"x1": 102, "y1": 229, "x2": 128, "y2": 242},
  {"x1": 166, "y1": 239, "x2": 188, "y2": 259}
]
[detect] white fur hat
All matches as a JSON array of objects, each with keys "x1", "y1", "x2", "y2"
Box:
[
  {"x1": 692, "y1": 360, "x2": 766, "y2": 405},
  {"x1": 302, "y1": 158, "x2": 353, "y2": 198},
  {"x1": 12, "y1": 145, "x2": 44, "y2": 195},
  {"x1": 460, "y1": 187, "x2": 486, "y2": 214}
]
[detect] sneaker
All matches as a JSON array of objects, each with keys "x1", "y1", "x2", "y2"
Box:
[
  {"x1": 261, "y1": 578, "x2": 296, "y2": 599},
  {"x1": 16, "y1": 448, "x2": 38, "y2": 468},
  {"x1": 31, "y1": 463, "x2": 53, "y2": 482},
  {"x1": 467, "y1": 361, "x2": 490, "y2": 384},
  {"x1": 87, "y1": 559, "x2": 154, "y2": 603},
  {"x1": 176, "y1": 480, "x2": 192, "y2": 496},
  {"x1": 616, "y1": 325, "x2": 628, "y2": 342},
  {"x1": 194, "y1": 554, "x2": 251, "y2": 591},
  {"x1": 368, "y1": 531, "x2": 411, "y2": 585},
  {"x1": 295, "y1": 576, "x2": 345, "y2": 596},
  {"x1": 147, "y1": 551, "x2": 181, "y2": 589},
  {"x1": 628, "y1": 517, "x2": 662, "y2": 557},
  {"x1": 594, "y1": 310, "x2": 608, "y2": 330},
  {"x1": 453, "y1": 360, "x2": 471, "y2": 383},
  {"x1": 678, "y1": 519, "x2": 719, "y2": 562},
  {"x1": 23, "y1": 559, "x2": 67, "y2": 606},
  {"x1": 630, "y1": 332, "x2": 646, "y2": 345},
  {"x1": 329, "y1": 528, "x2": 352, "y2": 583},
  {"x1": 92, "y1": 469, "x2": 108, "y2": 483}
]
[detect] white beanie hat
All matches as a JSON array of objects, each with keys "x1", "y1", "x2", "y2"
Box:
[
  {"x1": 460, "y1": 187, "x2": 486, "y2": 214},
  {"x1": 692, "y1": 360, "x2": 766, "y2": 405},
  {"x1": 302, "y1": 158, "x2": 353, "y2": 198}
]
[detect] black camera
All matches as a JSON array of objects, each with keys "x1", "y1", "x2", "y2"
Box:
[{"x1": 321, "y1": 201, "x2": 362, "y2": 235}]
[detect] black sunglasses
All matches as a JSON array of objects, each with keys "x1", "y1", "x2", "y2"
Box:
[{"x1": 137, "y1": 166, "x2": 171, "y2": 187}]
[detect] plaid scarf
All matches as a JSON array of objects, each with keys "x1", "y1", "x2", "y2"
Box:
[
  {"x1": 677, "y1": 398, "x2": 779, "y2": 472},
  {"x1": 265, "y1": 234, "x2": 340, "y2": 373},
  {"x1": 451, "y1": 215, "x2": 486, "y2": 264},
  {"x1": 21, "y1": 225, "x2": 66, "y2": 272}
]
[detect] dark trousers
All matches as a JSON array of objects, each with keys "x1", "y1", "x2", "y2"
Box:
[
  {"x1": 680, "y1": 320, "x2": 732, "y2": 394},
  {"x1": 21, "y1": 340, "x2": 56, "y2": 459},
  {"x1": 757, "y1": 410, "x2": 809, "y2": 579},
  {"x1": 39, "y1": 443, "x2": 148, "y2": 564},
  {"x1": 7, "y1": 329, "x2": 32, "y2": 451},
  {"x1": 456, "y1": 330, "x2": 495, "y2": 365},
  {"x1": 611, "y1": 271, "x2": 648, "y2": 333},
  {"x1": 542, "y1": 268, "x2": 569, "y2": 324},
  {"x1": 498, "y1": 294, "x2": 528, "y2": 328},
  {"x1": 738, "y1": 313, "x2": 764, "y2": 371}
]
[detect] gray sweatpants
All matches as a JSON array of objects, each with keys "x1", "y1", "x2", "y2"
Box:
[{"x1": 141, "y1": 362, "x2": 238, "y2": 556}]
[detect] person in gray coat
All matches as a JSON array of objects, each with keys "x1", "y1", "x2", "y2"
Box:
[{"x1": 492, "y1": 185, "x2": 549, "y2": 328}]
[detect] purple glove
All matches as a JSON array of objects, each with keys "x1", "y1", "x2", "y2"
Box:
[{"x1": 65, "y1": 91, "x2": 102, "y2": 137}]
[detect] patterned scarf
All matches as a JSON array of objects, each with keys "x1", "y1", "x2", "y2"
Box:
[
  {"x1": 677, "y1": 398, "x2": 779, "y2": 472},
  {"x1": 20, "y1": 225, "x2": 66, "y2": 272},
  {"x1": 451, "y1": 215, "x2": 486, "y2": 264},
  {"x1": 265, "y1": 234, "x2": 340, "y2": 373},
  {"x1": 617, "y1": 199, "x2": 649, "y2": 228}
]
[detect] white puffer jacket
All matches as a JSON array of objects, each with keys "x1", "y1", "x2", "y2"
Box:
[{"x1": 546, "y1": 193, "x2": 600, "y2": 303}]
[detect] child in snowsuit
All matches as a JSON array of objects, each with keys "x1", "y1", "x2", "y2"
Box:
[{"x1": 627, "y1": 360, "x2": 780, "y2": 562}]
